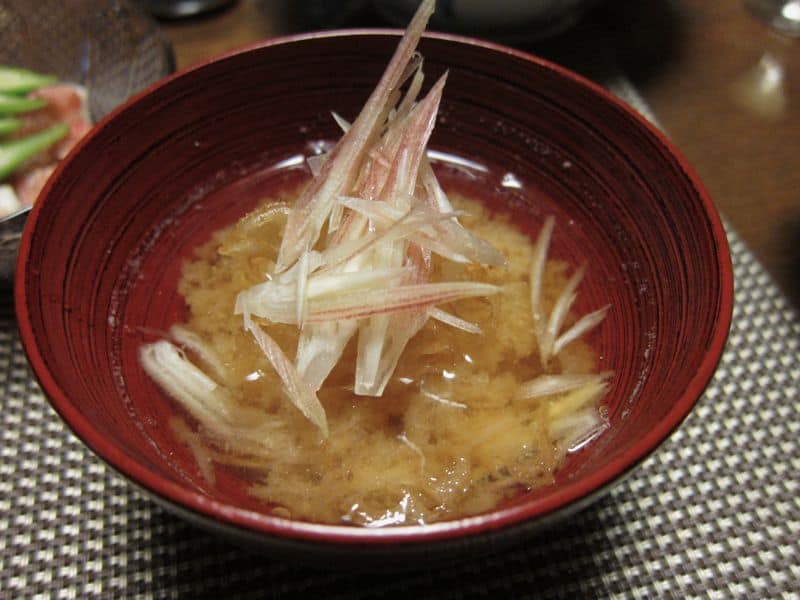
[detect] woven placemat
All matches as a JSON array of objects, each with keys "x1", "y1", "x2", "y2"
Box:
[{"x1": 1, "y1": 79, "x2": 798, "y2": 599}]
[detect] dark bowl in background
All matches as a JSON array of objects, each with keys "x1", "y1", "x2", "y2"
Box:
[
  {"x1": 15, "y1": 31, "x2": 733, "y2": 564},
  {"x1": 373, "y1": 0, "x2": 605, "y2": 41}
]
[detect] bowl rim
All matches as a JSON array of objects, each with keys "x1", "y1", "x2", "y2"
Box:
[{"x1": 14, "y1": 29, "x2": 734, "y2": 547}]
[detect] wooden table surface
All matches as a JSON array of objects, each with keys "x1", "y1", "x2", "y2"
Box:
[{"x1": 163, "y1": 0, "x2": 799, "y2": 307}]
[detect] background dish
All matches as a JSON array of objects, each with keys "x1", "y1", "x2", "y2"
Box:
[
  {"x1": 373, "y1": 0, "x2": 604, "y2": 41},
  {"x1": 15, "y1": 31, "x2": 732, "y2": 563},
  {"x1": 0, "y1": 0, "x2": 174, "y2": 280}
]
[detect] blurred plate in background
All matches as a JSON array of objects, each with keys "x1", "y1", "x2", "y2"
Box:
[{"x1": 0, "y1": 0, "x2": 174, "y2": 281}]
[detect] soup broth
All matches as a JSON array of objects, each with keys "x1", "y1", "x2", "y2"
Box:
[{"x1": 167, "y1": 190, "x2": 603, "y2": 526}]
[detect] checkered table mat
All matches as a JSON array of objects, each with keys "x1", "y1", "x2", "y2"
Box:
[{"x1": 1, "y1": 79, "x2": 798, "y2": 599}]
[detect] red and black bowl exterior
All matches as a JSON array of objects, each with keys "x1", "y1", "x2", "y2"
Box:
[{"x1": 15, "y1": 31, "x2": 733, "y2": 563}]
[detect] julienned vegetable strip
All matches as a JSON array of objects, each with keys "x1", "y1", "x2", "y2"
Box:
[{"x1": 244, "y1": 315, "x2": 329, "y2": 437}]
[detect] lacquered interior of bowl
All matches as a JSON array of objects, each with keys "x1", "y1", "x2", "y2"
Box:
[{"x1": 16, "y1": 32, "x2": 732, "y2": 548}]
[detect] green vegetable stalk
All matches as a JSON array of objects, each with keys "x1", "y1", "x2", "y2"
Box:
[
  {"x1": 0, "y1": 92, "x2": 47, "y2": 115},
  {"x1": 0, "y1": 123, "x2": 68, "y2": 180},
  {"x1": 0, "y1": 65, "x2": 57, "y2": 95},
  {"x1": 0, "y1": 117, "x2": 22, "y2": 136}
]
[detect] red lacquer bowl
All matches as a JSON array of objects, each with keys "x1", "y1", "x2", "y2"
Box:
[{"x1": 15, "y1": 31, "x2": 733, "y2": 563}]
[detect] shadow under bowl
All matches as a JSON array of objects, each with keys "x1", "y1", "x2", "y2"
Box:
[{"x1": 15, "y1": 31, "x2": 733, "y2": 564}]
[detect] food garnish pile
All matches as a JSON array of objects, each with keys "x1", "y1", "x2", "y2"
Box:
[{"x1": 0, "y1": 66, "x2": 90, "y2": 217}]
